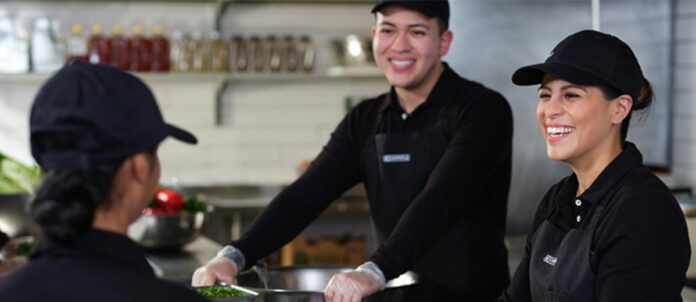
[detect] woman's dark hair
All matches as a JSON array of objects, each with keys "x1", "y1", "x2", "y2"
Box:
[
  {"x1": 29, "y1": 134, "x2": 123, "y2": 247},
  {"x1": 599, "y1": 77, "x2": 654, "y2": 142}
]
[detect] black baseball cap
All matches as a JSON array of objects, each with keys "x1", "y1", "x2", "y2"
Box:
[
  {"x1": 512, "y1": 30, "x2": 644, "y2": 102},
  {"x1": 30, "y1": 61, "x2": 197, "y2": 170},
  {"x1": 371, "y1": 0, "x2": 450, "y2": 29}
]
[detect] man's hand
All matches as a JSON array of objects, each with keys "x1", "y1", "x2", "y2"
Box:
[
  {"x1": 324, "y1": 270, "x2": 383, "y2": 302},
  {"x1": 191, "y1": 257, "x2": 238, "y2": 286}
]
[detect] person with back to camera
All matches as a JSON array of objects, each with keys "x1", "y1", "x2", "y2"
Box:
[
  {"x1": 497, "y1": 30, "x2": 691, "y2": 301},
  {"x1": 192, "y1": 0, "x2": 514, "y2": 301},
  {"x1": 0, "y1": 61, "x2": 211, "y2": 302}
]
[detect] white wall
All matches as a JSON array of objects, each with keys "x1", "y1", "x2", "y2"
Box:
[
  {"x1": 0, "y1": 2, "x2": 388, "y2": 187},
  {"x1": 672, "y1": 0, "x2": 696, "y2": 188}
]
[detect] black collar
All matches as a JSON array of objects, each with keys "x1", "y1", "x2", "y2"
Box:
[
  {"x1": 558, "y1": 141, "x2": 644, "y2": 207},
  {"x1": 378, "y1": 62, "x2": 460, "y2": 113}
]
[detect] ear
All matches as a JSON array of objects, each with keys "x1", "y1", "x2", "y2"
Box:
[
  {"x1": 439, "y1": 30, "x2": 453, "y2": 57},
  {"x1": 610, "y1": 95, "x2": 633, "y2": 125},
  {"x1": 128, "y1": 153, "x2": 151, "y2": 185}
]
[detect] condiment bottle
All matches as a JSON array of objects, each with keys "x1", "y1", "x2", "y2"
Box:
[
  {"x1": 150, "y1": 25, "x2": 170, "y2": 72},
  {"x1": 231, "y1": 35, "x2": 247, "y2": 72},
  {"x1": 128, "y1": 24, "x2": 151, "y2": 72},
  {"x1": 208, "y1": 31, "x2": 228, "y2": 72},
  {"x1": 66, "y1": 24, "x2": 88, "y2": 63},
  {"x1": 190, "y1": 31, "x2": 209, "y2": 72},
  {"x1": 300, "y1": 35, "x2": 314, "y2": 72},
  {"x1": 109, "y1": 24, "x2": 129, "y2": 70},
  {"x1": 87, "y1": 24, "x2": 110, "y2": 64}
]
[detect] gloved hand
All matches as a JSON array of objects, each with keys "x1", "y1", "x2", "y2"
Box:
[
  {"x1": 192, "y1": 257, "x2": 238, "y2": 286},
  {"x1": 192, "y1": 245, "x2": 245, "y2": 286},
  {"x1": 324, "y1": 262, "x2": 386, "y2": 302},
  {"x1": 0, "y1": 257, "x2": 27, "y2": 277}
]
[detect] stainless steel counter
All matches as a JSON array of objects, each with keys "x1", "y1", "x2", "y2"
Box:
[{"x1": 146, "y1": 236, "x2": 222, "y2": 285}]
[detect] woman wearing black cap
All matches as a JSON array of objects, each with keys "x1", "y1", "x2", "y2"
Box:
[
  {"x1": 0, "y1": 62, "x2": 207, "y2": 302},
  {"x1": 498, "y1": 30, "x2": 690, "y2": 301}
]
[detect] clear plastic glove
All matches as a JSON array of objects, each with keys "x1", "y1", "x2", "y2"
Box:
[
  {"x1": 324, "y1": 264, "x2": 385, "y2": 302},
  {"x1": 0, "y1": 256, "x2": 27, "y2": 276},
  {"x1": 192, "y1": 257, "x2": 238, "y2": 286}
]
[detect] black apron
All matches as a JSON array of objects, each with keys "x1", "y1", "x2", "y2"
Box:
[
  {"x1": 360, "y1": 93, "x2": 504, "y2": 301},
  {"x1": 529, "y1": 202, "x2": 605, "y2": 301}
]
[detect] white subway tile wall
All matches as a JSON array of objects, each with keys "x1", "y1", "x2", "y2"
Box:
[{"x1": 672, "y1": 0, "x2": 696, "y2": 188}]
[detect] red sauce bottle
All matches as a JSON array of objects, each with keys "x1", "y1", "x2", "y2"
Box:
[
  {"x1": 129, "y1": 25, "x2": 151, "y2": 72},
  {"x1": 87, "y1": 24, "x2": 111, "y2": 64},
  {"x1": 109, "y1": 25, "x2": 129, "y2": 70},
  {"x1": 150, "y1": 25, "x2": 170, "y2": 72}
]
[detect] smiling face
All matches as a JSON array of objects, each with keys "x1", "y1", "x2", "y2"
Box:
[
  {"x1": 536, "y1": 75, "x2": 631, "y2": 167},
  {"x1": 372, "y1": 5, "x2": 452, "y2": 94}
]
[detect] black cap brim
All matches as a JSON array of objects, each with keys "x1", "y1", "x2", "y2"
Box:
[
  {"x1": 512, "y1": 62, "x2": 609, "y2": 87},
  {"x1": 371, "y1": 1, "x2": 438, "y2": 18},
  {"x1": 167, "y1": 124, "x2": 198, "y2": 144}
]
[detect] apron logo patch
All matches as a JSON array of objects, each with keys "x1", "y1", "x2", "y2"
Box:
[
  {"x1": 383, "y1": 154, "x2": 411, "y2": 163},
  {"x1": 543, "y1": 254, "x2": 558, "y2": 266}
]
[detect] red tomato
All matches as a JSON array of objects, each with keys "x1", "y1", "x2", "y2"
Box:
[{"x1": 155, "y1": 188, "x2": 185, "y2": 213}]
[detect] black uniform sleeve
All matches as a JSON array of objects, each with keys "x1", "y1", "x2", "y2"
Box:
[
  {"x1": 231, "y1": 108, "x2": 367, "y2": 269},
  {"x1": 369, "y1": 90, "x2": 513, "y2": 280},
  {"x1": 593, "y1": 190, "x2": 690, "y2": 301},
  {"x1": 497, "y1": 189, "x2": 555, "y2": 302}
]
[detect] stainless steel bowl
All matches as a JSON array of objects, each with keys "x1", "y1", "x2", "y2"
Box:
[
  {"x1": 237, "y1": 265, "x2": 419, "y2": 302},
  {"x1": 0, "y1": 194, "x2": 32, "y2": 237},
  {"x1": 127, "y1": 211, "x2": 206, "y2": 250}
]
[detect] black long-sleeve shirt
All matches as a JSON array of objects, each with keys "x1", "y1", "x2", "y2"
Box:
[
  {"x1": 499, "y1": 142, "x2": 691, "y2": 301},
  {"x1": 233, "y1": 64, "x2": 513, "y2": 285}
]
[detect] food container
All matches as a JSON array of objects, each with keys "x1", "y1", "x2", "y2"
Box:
[
  {"x1": 237, "y1": 265, "x2": 418, "y2": 302},
  {"x1": 332, "y1": 35, "x2": 373, "y2": 66},
  {"x1": 193, "y1": 284, "x2": 258, "y2": 302},
  {"x1": 127, "y1": 211, "x2": 206, "y2": 250}
]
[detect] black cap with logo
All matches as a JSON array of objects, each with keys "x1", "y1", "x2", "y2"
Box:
[
  {"x1": 512, "y1": 29, "x2": 644, "y2": 102},
  {"x1": 371, "y1": 0, "x2": 450, "y2": 29},
  {"x1": 30, "y1": 61, "x2": 197, "y2": 170}
]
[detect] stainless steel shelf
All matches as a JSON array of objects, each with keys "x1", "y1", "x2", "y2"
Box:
[{"x1": 0, "y1": 69, "x2": 383, "y2": 84}]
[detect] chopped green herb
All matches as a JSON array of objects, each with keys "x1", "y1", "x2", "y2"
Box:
[
  {"x1": 196, "y1": 286, "x2": 248, "y2": 298},
  {"x1": 16, "y1": 241, "x2": 33, "y2": 257}
]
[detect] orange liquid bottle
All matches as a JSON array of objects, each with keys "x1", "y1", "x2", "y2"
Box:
[
  {"x1": 129, "y1": 25, "x2": 151, "y2": 71},
  {"x1": 150, "y1": 25, "x2": 170, "y2": 72}
]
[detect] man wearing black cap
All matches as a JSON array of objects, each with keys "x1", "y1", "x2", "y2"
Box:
[
  {"x1": 0, "y1": 61, "x2": 207, "y2": 302},
  {"x1": 194, "y1": 1, "x2": 513, "y2": 301}
]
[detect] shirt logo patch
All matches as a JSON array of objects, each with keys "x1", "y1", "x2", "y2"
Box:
[
  {"x1": 383, "y1": 154, "x2": 411, "y2": 163},
  {"x1": 543, "y1": 254, "x2": 558, "y2": 266}
]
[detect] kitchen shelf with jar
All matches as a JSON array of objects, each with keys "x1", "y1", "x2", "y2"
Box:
[{"x1": 0, "y1": 67, "x2": 383, "y2": 84}]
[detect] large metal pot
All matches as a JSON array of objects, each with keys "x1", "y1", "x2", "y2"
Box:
[
  {"x1": 0, "y1": 194, "x2": 32, "y2": 237},
  {"x1": 237, "y1": 265, "x2": 418, "y2": 302}
]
